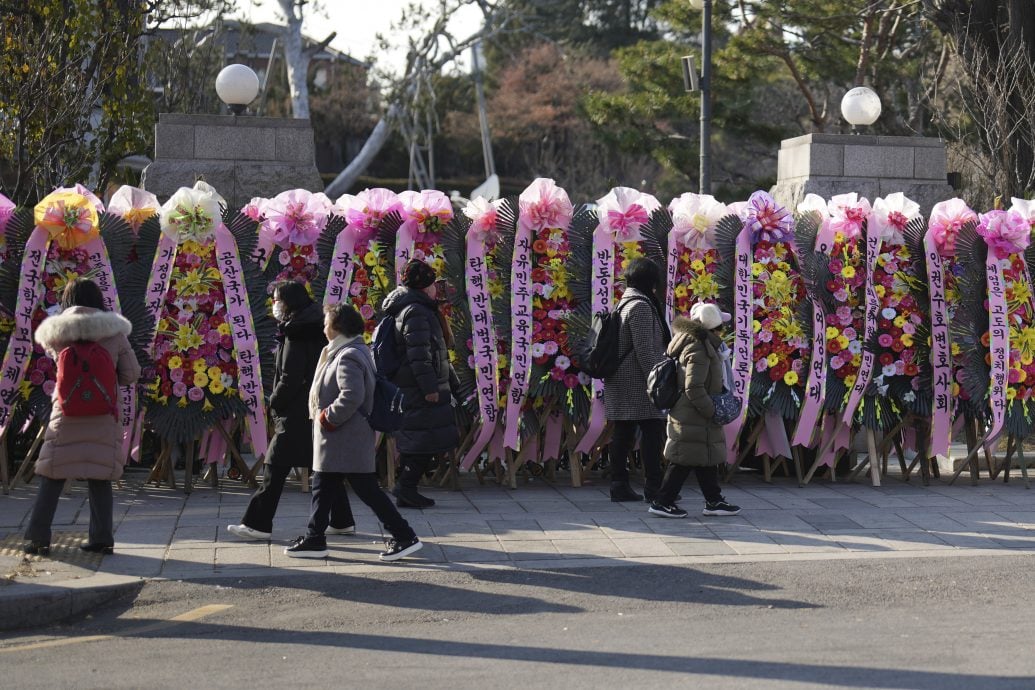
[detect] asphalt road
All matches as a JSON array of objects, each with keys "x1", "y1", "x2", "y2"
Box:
[{"x1": 2, "y1": 555, "x2": 1034, "y2": 689}]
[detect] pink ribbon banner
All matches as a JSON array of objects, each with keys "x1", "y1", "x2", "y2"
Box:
[
  {"x1": 503, "y1": 221, "x2": 534, "y2": 450},
  {"x1": 461, "y1": 236, "x2": 501, "y2": 469},
  {"x1": 323, "y1": 225, "x2": 364, "y2": 307},
  {"x1": 841, "y1": 225, "x2": 881, "y2": 427},
  {"x1": 144, "y1": 235, "x2": 178, "y2": 345},
  {"x1": 985, "y1": 253, "x2": 1008, "y2": 446},
  {"x1": 724, "y1": 224, "x2": 753, "y2": 462},
  {"x1": 574, "y1": 226, "x2": 615, "y2": 455},
  {"x1": 792, "y1": 301, "x2": 827, "y2": 447},
  {"x1": 0, "y1": 228, "x2": 49, "y2": 438},
  {"x1": 214, "y1": 224, "x2": 269, "y2": 459},
  {"x1": 924, "y1": 231, "x2": 953, "y2": 458}
]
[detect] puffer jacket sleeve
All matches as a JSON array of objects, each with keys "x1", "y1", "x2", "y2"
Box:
[
  {"x1": 116, "y1": 334, "x2": 141, "y2": 386},
  {"x1": 399, "y1": 306, "x2": 438, "y2": 396},
  {"x1": 683, "y1": 342, "x2": 715, "y2": 419},
  {"x1": 324, "y1": 349, "x2": 368, "y2": 427},
  {"x1": 627, "y1": 299, "x2": 666, "y2": 376}
]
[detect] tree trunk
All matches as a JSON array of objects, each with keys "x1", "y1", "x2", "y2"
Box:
[
  {"x1": 323, "y1": 104, "x2": 399, "y2": 197},
  {"x1": 278, "y1": 0, "x2": 310, "y2": 119}
]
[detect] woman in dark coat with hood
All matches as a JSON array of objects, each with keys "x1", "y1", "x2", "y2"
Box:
[
  {"x1": 381, "y1": 259, "x2": 459, "y2": 508},
  {"x1": 228, "y1": 281, "x2": 355, "y2": 540}
]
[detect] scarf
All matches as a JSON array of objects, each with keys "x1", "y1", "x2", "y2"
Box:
[{"x1": 308, "y1": 333, "x2": 360, "y2": 420}]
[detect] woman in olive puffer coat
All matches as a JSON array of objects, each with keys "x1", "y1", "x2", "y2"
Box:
[{"x1": 647, "y1": 304, "x2": 741, "y2": 519}]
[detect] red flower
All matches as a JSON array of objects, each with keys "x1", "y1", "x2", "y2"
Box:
[{"x1": 879, "y1": 353, "x2": 894, "y2": 366}]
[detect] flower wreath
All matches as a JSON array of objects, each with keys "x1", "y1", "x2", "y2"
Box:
[
  {"x1": 666, "y1": 192, "x2": 727, "y2": 322},
  {"x1": 258, "y1": 189, "x2": 337, "y2": 305}
]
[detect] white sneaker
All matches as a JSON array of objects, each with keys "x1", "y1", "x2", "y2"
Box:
[
  {"x1": 226, "y1": 524, "x2": 272, "y2": 541},
  {"x1": 325, "y1": 525, "x2": 356, "y2": 535}
]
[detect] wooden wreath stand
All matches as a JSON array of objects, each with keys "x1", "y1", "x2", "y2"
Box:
[
  {"x1": 950, "y1": 420, "x2": 1030, "y2": 488},
  {"x1": 724, "y1": 418, "x2": 804, "y2": 486},
  {"x1": 147, "y1": 421, "x2": 257, "y2": 494}
]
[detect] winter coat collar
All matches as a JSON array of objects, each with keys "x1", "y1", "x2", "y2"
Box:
[
  {"x1": 35, "y1": 307, "x2": 131, "y2": 351},
  {"x1": 382, "y1": 286, "x2": 436, "y2": 316},
  {"x1": 667, "y1": 316, "x2": 721, "y2": 360},
  {"x1": 281, "y1": 302, "x2": 325, "y2": 340}
]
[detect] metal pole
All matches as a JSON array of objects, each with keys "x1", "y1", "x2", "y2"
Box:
[
  {"x1": 699, "y1": 0, "x2": 712, "y2": 194},
  {"x1": 472, "y1": 43, "x2": 496, "y2": 179}
]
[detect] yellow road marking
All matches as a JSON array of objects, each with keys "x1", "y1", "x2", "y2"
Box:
[{"x1": 0, "y1": 604, "x2": 233, "y2": 653}]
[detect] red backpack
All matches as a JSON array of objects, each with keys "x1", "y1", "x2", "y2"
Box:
[{"x1": 56, "y1": 342, "x2": 118, "y2": 417}]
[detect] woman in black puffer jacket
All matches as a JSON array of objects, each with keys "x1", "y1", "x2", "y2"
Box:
[
  {"x1": 381, "y1": 259, "x2": 459, "y2": 508},
  {"x1": 227, "y1": 281, "x2": 355, "y2": 540}
]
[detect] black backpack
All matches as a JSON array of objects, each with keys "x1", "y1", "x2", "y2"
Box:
[
  {"x1": 646, "y1": 356, "x2": 681, "y2": 410},
  {"x1": 370, "y1": 315, "x2": 402, "y2": 378},
  {"x1": 345, "y1": 345, "x2": 405, "y2": 433},
  {"x1": 576, "y1": 297, "x2": 646, "y2": 380}
]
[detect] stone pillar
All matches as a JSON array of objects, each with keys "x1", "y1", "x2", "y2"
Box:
[
  {"x1": 141, "y1": 113, "x2": 323, "y2": 208},
  {"x1": 769, "y1": 133, "x2": 955, "y2": 215}
]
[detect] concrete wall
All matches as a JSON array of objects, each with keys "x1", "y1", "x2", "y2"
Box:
[
  {"x1": 142, "y1": 113, "x2": 323, "y2": 208},
  {"x1": 770, "y1": 133, "x2": 955, "y2": 215}
]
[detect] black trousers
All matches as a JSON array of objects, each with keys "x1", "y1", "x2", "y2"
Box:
[
  {"x1": 307, "y1": 471, "x2": 415, "y2": 542},
  {"x1": 608, "y1": 419, "x2": 665, "y2": 489},
  {"x1": 25, "y1": 477, "x2": 113, "y2": 546},
  {"x1": 656, "y1": 464, "x2": 723, "y2": 506},
  {"x1": 396, "y1": 452, "x2": 435, "y2": 490},
  {"x1": 241, "y1": 464, "x2": 354, "y2": 534}
]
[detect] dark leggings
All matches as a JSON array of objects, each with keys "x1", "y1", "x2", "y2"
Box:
[
  {"x1": 656, "y1": 464, "x2": 723, "y2": 506},
  {"x1": 241, "y1": 464, "x2": 354, "y2": 534},
  {"x1": 307, "y1": 472, "x2": 415, "y2": 542},
  {"x1": 608, "y1": 419, "x2": 665, "y2": 489},
  {"x1": 26, "y1": 477, "x2": 113, "y2": 546}
]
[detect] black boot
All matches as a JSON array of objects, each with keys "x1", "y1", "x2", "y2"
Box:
[
  {"x1": 396, "y1": 457, "x2": 435, "y2": 508},
  {"x1": 610, "y1": 481, "x2": 643, "y2": 502}
]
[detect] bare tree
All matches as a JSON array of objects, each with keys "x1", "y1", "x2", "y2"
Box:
[
  {"x1": 275, "y1": 0, "x2": 336, "y2": 119},
  {"x1": 324, "y1": 0, "x2": 521, "y2": 197},
  {"x1": 924, "y1": 0, "x2": 1035, "y2": 200}
]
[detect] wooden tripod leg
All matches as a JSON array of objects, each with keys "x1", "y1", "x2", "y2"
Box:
[
  {"x1": 803, "y1": 430, "x2": 839, "y2": 485},
  {"x1": 1001, "y1": 435, "x2": 1016, "y2": 484},
  {"x1": 11, "y1": 425, "x2": 47, "y2": 490},
  {"x1": 792, "y1": 446, "x2": 804, "y2": 487},
  {"x1": 726, "y1": 422, "x2": 764, "y2": 483},
  {"x1": 1017, "y1": 442, "x2": 1030, "y2": 489},
  {"x1": 949, "y1": 433, "x2": 988, "y2": 485},
  {"x1": 215, "y1": 422, "x2": 257, "y2": 488}
]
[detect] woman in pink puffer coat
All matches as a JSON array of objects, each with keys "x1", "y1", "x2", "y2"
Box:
[{"x1": 23, "y1": 278, "x2": 140, "y2": 556}]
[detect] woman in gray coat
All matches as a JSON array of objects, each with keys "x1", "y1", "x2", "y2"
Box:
[
  {"x1": 647, "y1": 303, "x2": 740, "y2": 519},
  {"x1": 285, "y1": 302, "x2": 423, "y2": 562}
]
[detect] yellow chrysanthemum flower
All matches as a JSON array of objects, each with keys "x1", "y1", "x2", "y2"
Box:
[
  {"x1": 844, "y1": 374, "x2": 857, "y2": 388},
  {"x1": 363, "y1": 252, "x2": 378, "y2": 266},
  {"x1": 690, "y1": 259, "x2": 705, "y2": 272},
  {"x1": 783, "y1": 371, "x2": 799, "y2": 386},
  {"x1": 825, "y1": 326, "x2": 839, "y2": 340},
  {"x1": 841, "y1": 266, "x2": 856, "y2": 279},
  {"x1": 168, "y1": 355, "x2": 182, "y2": 370},
  {"x1": 874, "y1": 285, "x2": 886, "y2": 298},
  {"x1": 674, "y1": 284, "x2": 688, "y2": 298},
  {"x1": 766, "y1": 353, "x2": 779, "y2": 367},
  {"x1": 207, "y1": 366, "x2": 221, "y2": 381},
  {"x1": 192, "y1": 359, "x2": 208, "y2": 373},
  {"x1": 209, "y1": 380, "x2": 225, "y2": 395},
  {"x1": 900, "y1": 333, "x2": 914, "y2": 347},
  {"x1": 193, "y1": 372, "x2": 209, "y2": 388},
  {"x1": 217, "y1": 323, "x2": 231, "y2": 336}
]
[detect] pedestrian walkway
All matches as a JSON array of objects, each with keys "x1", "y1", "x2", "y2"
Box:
[{"x1": 4, "y1": 467, "x2": 1035, "y2": 589}]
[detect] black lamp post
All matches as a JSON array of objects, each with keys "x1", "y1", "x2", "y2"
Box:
[{"x1": 689, "y1": 0, "x2": 712, "y2": 194}]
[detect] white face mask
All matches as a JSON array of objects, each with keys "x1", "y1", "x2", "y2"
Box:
[{"x1": 272, "y1": 303, "x2": 287, "y2": 322}]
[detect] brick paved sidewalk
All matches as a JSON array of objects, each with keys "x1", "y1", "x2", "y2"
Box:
[{"x1": 3, "y1": 468, "x2": 1035, "y2": 586}]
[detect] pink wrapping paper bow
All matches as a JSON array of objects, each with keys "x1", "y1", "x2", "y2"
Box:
[
  {"x1": 597, "y1": 186, "x2": 651, "y2": 242},
  {"x1": 0, "y1": 193, "x2": 14, "y2": 235},
  {"x1": 54, "y1": 183, "x2": 105, "y2": 214},
  {"x1": 519, "y1": 178, "x2": 573, "y2": 230},
  {"x1": 1009, "y1": 197, "x2": 1035, "y2": 231},
  {"x1": 261, "y1": 189, "x2": 330, "y2": 248},
  {"x1": 977, "y1": 209, "x2": 1030, "y2": 257},
  {"x1": 871, "y1": 192, "x2": 920, "y2": 245},
  {"x1": 241, "y1": 197, "x2": 268, "y2": 222},
  {"x1": 399, "y1": 189, "x2": 453, "y2": 233},
  {"x1": 927, "y1": 199, "x2": 976, "y2": 258},
  {"x1": 342, "y1": 188, "x2": 402, "y2": 238},
  {"x1": 827, "y1": 193, "x2": 871, "y2": 241},
  {"x1": 463, "y1": 197, "x2": 502, "y2": 244}
]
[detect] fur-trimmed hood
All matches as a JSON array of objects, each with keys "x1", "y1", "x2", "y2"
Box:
[
  {"x1": 35, "y1": 306, "x2": 132, "y2": 353},
  {"x1": 667, "y1": 315, "x2": 720, "y2": 360}
]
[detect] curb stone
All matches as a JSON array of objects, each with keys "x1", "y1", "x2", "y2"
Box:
[{"x1": 0, "y1": 575, "x2": 145, "y2": 632}]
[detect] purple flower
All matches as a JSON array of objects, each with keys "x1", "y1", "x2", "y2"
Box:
[
  {"x1": 188, "y1": 386, "x2": 205, "y2": 402},
  {"x1": 172, "y1": 382, "x2": 187, "y2": 397},
  {"x1": 170, "y1": 368, "x2": 184, "y2": 382},
  {"x1": 878, "y1": 334, "x2": 894, "y2": 348}
]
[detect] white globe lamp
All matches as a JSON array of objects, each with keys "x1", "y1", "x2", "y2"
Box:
[
  {"x1": 841, "y1": 86, "x2": 882, "y2": 131},
  {"x1": 688, "y1": 0, "x2": 705, "y2": 9},
  {"x1": 215, "y1": 64, "x2": 260, "y2": 115}
]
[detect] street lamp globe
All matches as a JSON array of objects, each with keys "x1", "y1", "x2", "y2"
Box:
[
  {"x1": 688, "y1": 0, "x2": 705, "y2": 9},
  {"x1": 841, "y1": 86, "x2": 882, "y2": 129},
  {"x1": 216, "y1": 64, "x2": 260, "y2": 115}
]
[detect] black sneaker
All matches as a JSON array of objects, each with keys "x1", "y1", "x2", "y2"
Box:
[
  {"x1": 379, "y1": 537, "x2": 423, "y2": 562},
  {"x1": 23, "y1": 541, "x2": 49, "y2": 556},
  {"x1": 284, "y1": 536, "x2": 329, "y2": 559},
  {"x1": 396, "y1": 490, "x2": 435, "y2": 509},
  {"x1": 648, "y1": 502, "x2": 688, "y2": 518},
  {"x1": 80, "y1": 543, "x2": 114, "y2": 555},
  {"x1": 702, "y1": 500, "x2": 741, "y2": 516}
]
